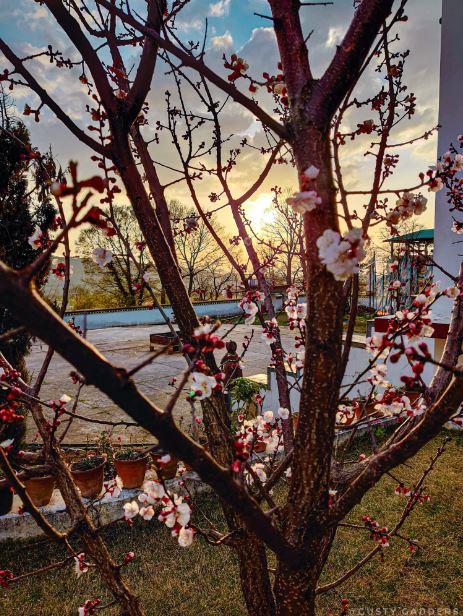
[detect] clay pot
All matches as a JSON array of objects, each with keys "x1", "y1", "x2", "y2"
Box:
[
  {"x1": 151, "y1": 452, "x2": 178, "y2": 481},
  {"x1": 23, "y1": 475, "x2": 55, "y2": 508},
  {"x1": 0, "y1": 479, "x2": 13, "y2": 516},
  {"x1": 335, "y1": 404, "x2": 362, "y2": 428},
  {"x1": 114, "y1": 455, "x2": 148, "y2": 489},
  {"x1": 71, "y1": 459, "x2": 105, "y2": 499},
  {"x1": 405, "y1": 391, "x2": 421, "y2": 404},
  {"x1": 253, "y1": 441, "x2": 267, "y2": 454}
]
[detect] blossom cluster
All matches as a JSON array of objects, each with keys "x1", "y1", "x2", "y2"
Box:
[
  {"x1": 239, "y1": 290, "x2": 263, "y2": 325},
  {"x1": 224, "y1": 54, "x2": 249, "y2": 82},
  {"x1": 231, "y1": 409, "x2": 289, "y2": 475},
  {"x1": 0, "y1": 369, "x2": 24, "y2": 423},
  {"x1": 317, "y1": 228, "x2": 366, "y2": 281},
  {"x1": 286, "y1": 165, "x2": 321, "y2": 214},
  {"x1": 78, "y1": 598, "x2": 101, "y2": 616},
  {"x1": 362, "y1": 515, "x2": 390, "y2": 547},
  {"x1": 123, "y1": 480, "x2": 195, "y2": 547},
  {"x1": 373, "y1": 389, "x2": 425, "y2": 420},
  {"x1": 260, "y1": 318, "x2": 279, "y2": 345},
  {"x1": 0, "y1": 569, "x2": 13, "y2": 589},
  {"x1": 385, "y1": 191, "x2": 428, "y2": 228}
]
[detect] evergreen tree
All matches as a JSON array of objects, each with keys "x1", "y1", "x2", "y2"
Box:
[{"x1": 0, "y1": 90, "x2": 56, "y2": 447}]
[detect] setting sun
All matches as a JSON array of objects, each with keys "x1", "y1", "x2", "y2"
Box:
[{"x1": 245, "y1": 193, "x2": 277, "y2": 230}]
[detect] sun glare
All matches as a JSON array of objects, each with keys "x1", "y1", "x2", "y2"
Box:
[{"x1": 245, "y1": 193, "x2": 277, "y2": 231}]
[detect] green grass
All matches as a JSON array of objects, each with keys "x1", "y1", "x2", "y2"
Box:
[
  {"x1": 1, "y1": 433, "x2": 462, "y2": 615},
  {"x1": 227, "y1": 311, "x2": 372, "y2": 334}
]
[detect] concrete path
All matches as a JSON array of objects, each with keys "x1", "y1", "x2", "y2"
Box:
[
  {"x1": 24, "y1": 323, "x2": 290, "y2": 443},
  {"x1": 25, "y1": 322, "x2": 365, "y2": 444}
]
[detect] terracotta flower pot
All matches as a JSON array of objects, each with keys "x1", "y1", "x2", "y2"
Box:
[
  {"x1": 335, "y1": 404, "x2": 362, "y2": 428},
  {"x1": 405, "y1": 391, "x2": 421, "y2": 404},
  {"x1": 0, "y1": 479, "x2": 13, "y2": 516},
  {"x1": 253, "y1": 441, "x2": 267, "y2": 454},
  {"x1": 23, "y1": 475, "x2": 55, "y2": 508},
  {"x1": 114, "y1": 455, "x2": 148, "y2": 489},
  {"x1": 71, "y1": 459, "x2": 105, "y2": 499},
  {"x1": 151, "y1": 452, "x2": 178, "y2": 481}
]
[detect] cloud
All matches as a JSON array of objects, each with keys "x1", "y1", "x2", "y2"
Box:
[
  {"x1": 208, "y1": 0, "x2": 231, "y2": 18},
  {"x1": 325, "y1": 26, "x2": 345, "y2": 48},
  {"x1": 211, "y1": 31, "x2": 234, "y2": 48}
]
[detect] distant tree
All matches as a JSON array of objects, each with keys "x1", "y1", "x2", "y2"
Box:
[
  {"x1": 261, "y1": 188, "x2": 305, "y2": 287},
  {"x1": 170, "y1": 200, "x2": 237, "y2": 297},
  {"x1": 0, "y1": 90, "x2": 56, "y2": 369},
  {"x1": 0, "y1": 89, "x2": 56, "y2": 449},
  {"x1": 77, "y1": 205, "x2": 154, "y2": 307}
]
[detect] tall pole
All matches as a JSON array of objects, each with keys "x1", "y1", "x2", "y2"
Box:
[{"x1": 433, "y1": 0, "x2": 463, "y2": 321}]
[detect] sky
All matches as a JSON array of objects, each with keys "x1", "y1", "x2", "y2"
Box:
[{"x1": 0, "y1": 0, "x2": 443, "y2": 251}]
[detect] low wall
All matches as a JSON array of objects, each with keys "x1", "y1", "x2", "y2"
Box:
[{"x1": 64, "y1": 297, "x2": 286, "y2": 330}]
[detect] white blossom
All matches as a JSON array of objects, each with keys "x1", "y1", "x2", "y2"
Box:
[
  {"x1": 190, "y1": 372, "x2": 217, "y2": 400},
  {"x1": 28, "y1": 226, "x2": 43, "y2": 249},
  {"x1": 139, "y1": 505, "x2": 155, "y2": 521},
  {"x1": 286, "y1": 190, "x2": 322, "y2": 214},
  {"x1": 178, "y1": 526, "x2": 195, "y2": 547},
  {"x1": 303, "y1": 165, "x2": 320, "y2": 180},
  {"x1": 123, "y1": 500, "x2": 139, "y2": 519},
  {"x1": 91, "y1": 247, "x2": 113, "y2": 268},
  {"x1": 74, "y1": 554, "x2": 88, "y2": 578},
  {"x1": 278, "y1": 407, "x2": 290, "y2": 420}
]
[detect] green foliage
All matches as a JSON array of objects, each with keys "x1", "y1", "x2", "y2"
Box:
[
  {"x1": 229, "y1": 377, "x2": 267, "y2": 404},
  {"x1": 0, "y1": 92, "x2": 56, "y2": 451},
  {"x1": 71, "y1": 455, "x2": 105, "y2": 472},
  {"x1": 114, "y1": 449, "x2": 146, "y2": 461}
]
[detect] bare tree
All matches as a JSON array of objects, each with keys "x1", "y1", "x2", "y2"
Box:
[{"x1": 77, "y1": 204, "x2": 153, "y2": 307}]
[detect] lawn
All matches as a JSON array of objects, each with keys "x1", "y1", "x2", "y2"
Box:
[
  {"x1": 229, "y1": 311, "x2": 372, "y2": 334},
  {"x1": 1, "y1": 432, "x2": 462, "y2": 615}
]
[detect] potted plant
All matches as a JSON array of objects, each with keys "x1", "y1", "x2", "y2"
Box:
[
  {"x1": 151, "y1": 446, "x2": 178, "y2": 481},
  {"x1": 21, "y1": 466, "x2": 56, "y2": 508},
  {"x1": 252, "y1": 440, "x2": 267, "y2": 454},
  {"x1": 401, "y1": 382, "x2": 423, "y2": 404},
  {"x1": 229, "y1": 377, "x2": 268, "y2": 429},
  {"x1": 113, "y1": 447, "x2": 149, "y2": 489},
  {"x1": 335, "y1": 402, "x2": 362, "y2": 428},
  {"x1": 0, "y1": 470, "x2": 13, "y2": 516},
  {"x1": 70, "y1": 454, "x2": 106, "y2": 498}
]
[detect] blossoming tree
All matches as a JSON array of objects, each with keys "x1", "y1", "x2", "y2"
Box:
[{"x1": 1, "y1": 2, "x2": 463, "y2": 616}]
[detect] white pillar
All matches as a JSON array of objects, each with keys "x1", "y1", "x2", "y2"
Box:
[{"x1": 433, "y1": 0, "x2": 463, "y2": 321}]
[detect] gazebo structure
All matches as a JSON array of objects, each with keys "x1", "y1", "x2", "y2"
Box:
[{"x1": 360, "y1": 229, "x2": 434, "y2": 314}]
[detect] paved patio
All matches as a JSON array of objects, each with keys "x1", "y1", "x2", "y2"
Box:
[{"x1": 25, "y1": 323, "x2": 301, "y2": 443}]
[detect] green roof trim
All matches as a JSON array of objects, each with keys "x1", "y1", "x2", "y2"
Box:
[{"x1": 385, "y1": 229, "x2": 434, "y2": 243}]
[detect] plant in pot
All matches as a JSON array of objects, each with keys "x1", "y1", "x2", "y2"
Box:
[
  {"x1": 229, "y1": 377, "x2": 268, "y2": 430},
  {"x1": 0, "y1": 469, "x2": 13, "y2": 516},
  {"x1": 335, "y1": 401, "x2": 362, "y2": 428},
  {"x1": 399, "y1": 380, "x2": 423, "y2": 404},
  {"x1": 70, "y1": 453, "x2": 106, "y2": 499},
  {"x1": 151, "y1": 446, "x2": 178, "y2": 481},
  {"x1": 20, "y1": 465, "x2": 56, "y2": 508},
  {"x1": 113, "y1": 447, "x2": 149, "y2": 489}
]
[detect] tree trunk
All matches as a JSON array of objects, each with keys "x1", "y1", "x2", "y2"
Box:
[{"x1": 273, "y1": 530, "x2": 335, "y2": 616}]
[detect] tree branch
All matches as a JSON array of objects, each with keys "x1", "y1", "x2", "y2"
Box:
[
  {"x1": 0, "y1": 261, "x2": 296, "y2": 561},
  {"x1": 0, "y1": 39, "x2": 106, "y2": 156},
  {"x1": 95, "y1": 0, "x2": 288, "y2": 139}
]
